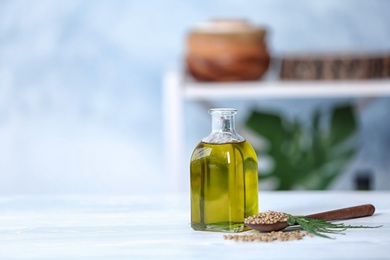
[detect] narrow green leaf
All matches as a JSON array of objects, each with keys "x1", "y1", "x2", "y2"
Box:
[{"x1": 286, "y1": 214, "x2": 382, "y2": 239}]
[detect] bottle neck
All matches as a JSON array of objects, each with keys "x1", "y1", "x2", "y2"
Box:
[
  {"x1": 211, "y1": 113, "x2": 236, "y2": 134},
  {"x1": 202, "y1": 108, "x2": 245, "y2": 144}
]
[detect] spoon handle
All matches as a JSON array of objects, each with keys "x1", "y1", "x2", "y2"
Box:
[{"x1": 306, "y1": 204, "x2": 375, "y2": 221}]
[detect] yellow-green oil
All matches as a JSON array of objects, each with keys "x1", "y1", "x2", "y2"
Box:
[{"x1": 190, "y1": 141, "x2": 259, "y2": 232}]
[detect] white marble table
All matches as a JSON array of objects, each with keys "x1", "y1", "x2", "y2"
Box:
[{"x1": 0, "y1": 191, "x2": 389, "y2": 259}]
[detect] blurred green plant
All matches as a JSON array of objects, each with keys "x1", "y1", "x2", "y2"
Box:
[{"x1": 245, "y1": 104, "x2": 358, "y2": 190}]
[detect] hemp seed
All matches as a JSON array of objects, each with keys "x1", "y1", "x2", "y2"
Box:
[
  {"x1": 223, "y1": 230, "x2": 307, "y2": 242},
  {"x1": 244, "y1": 211, "x2": 288, "y2": 225}
]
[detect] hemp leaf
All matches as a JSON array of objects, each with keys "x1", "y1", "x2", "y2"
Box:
[{"x1": 286, "y1": 214, "x2": 382, "y2": 239}]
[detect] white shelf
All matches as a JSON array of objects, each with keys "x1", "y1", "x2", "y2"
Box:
[
  {"x1": 184, "y1": 77, "x2": 390, "y2": 99},
  {"x1": 163, "y1": 70, "x2": 390, "y2": 192}
]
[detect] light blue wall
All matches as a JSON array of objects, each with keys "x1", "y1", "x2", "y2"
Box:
[{"x1": 1, "y1": 0, "x2": 389, "y2": 194}]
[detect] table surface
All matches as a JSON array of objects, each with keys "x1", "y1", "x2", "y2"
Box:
[{"x1": 0, "y1": 191, "x2": 389, "y2": 259}]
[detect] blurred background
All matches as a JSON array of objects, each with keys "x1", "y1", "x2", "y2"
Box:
[{"x1": 1, "y1": 0, "x2": 389, "y2": 195}]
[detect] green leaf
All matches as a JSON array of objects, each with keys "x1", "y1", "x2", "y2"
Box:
[
  {"x1": 329, "y1": 105, "x2": 357, "y2": 146},
  {"x1": 246, "y1": 110, "x2": 286, "y2": 145},
  {"x1": 286, "y1": 214, "x2": 382, "y2": 239},
  {"x1": 245, "y1": 103, "x2": 358, "y2": 190}
]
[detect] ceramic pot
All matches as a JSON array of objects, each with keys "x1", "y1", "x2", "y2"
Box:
[{"x1": 186, "y1": 19, "x2": 270, "y2": 82}]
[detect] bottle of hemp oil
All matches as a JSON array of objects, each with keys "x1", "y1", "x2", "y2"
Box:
[{"x1": 190, "y1": 108, "x2": 259, "y2": 232}]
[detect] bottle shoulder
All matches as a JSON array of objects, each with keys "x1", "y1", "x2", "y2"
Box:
[
  {"x1": 202, "y1": 132, "x2": 245, "y2": 143},
  {"x1": 191, "y1": 140, "x2": 257, "y2": 161}
]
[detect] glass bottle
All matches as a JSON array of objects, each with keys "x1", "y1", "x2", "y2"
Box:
[{"x1": 190, "y1": 108, "x2": 259, "y2": 232}]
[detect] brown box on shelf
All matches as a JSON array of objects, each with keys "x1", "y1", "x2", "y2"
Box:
[{"x1": 280, "y1": 54, "x2": 390, "y2": 80}]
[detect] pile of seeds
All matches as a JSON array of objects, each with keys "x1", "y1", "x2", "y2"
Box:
[
  {"x1": 224, "y1": 230, "x2": 311, "y2": 242},
  {"x1": 244, "y1": 211, "x2": 288, "y2": 225}
]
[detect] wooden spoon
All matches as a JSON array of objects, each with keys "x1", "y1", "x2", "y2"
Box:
[{"x1": 245, "y1": 204, "x2": 376, "y2": 232}]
